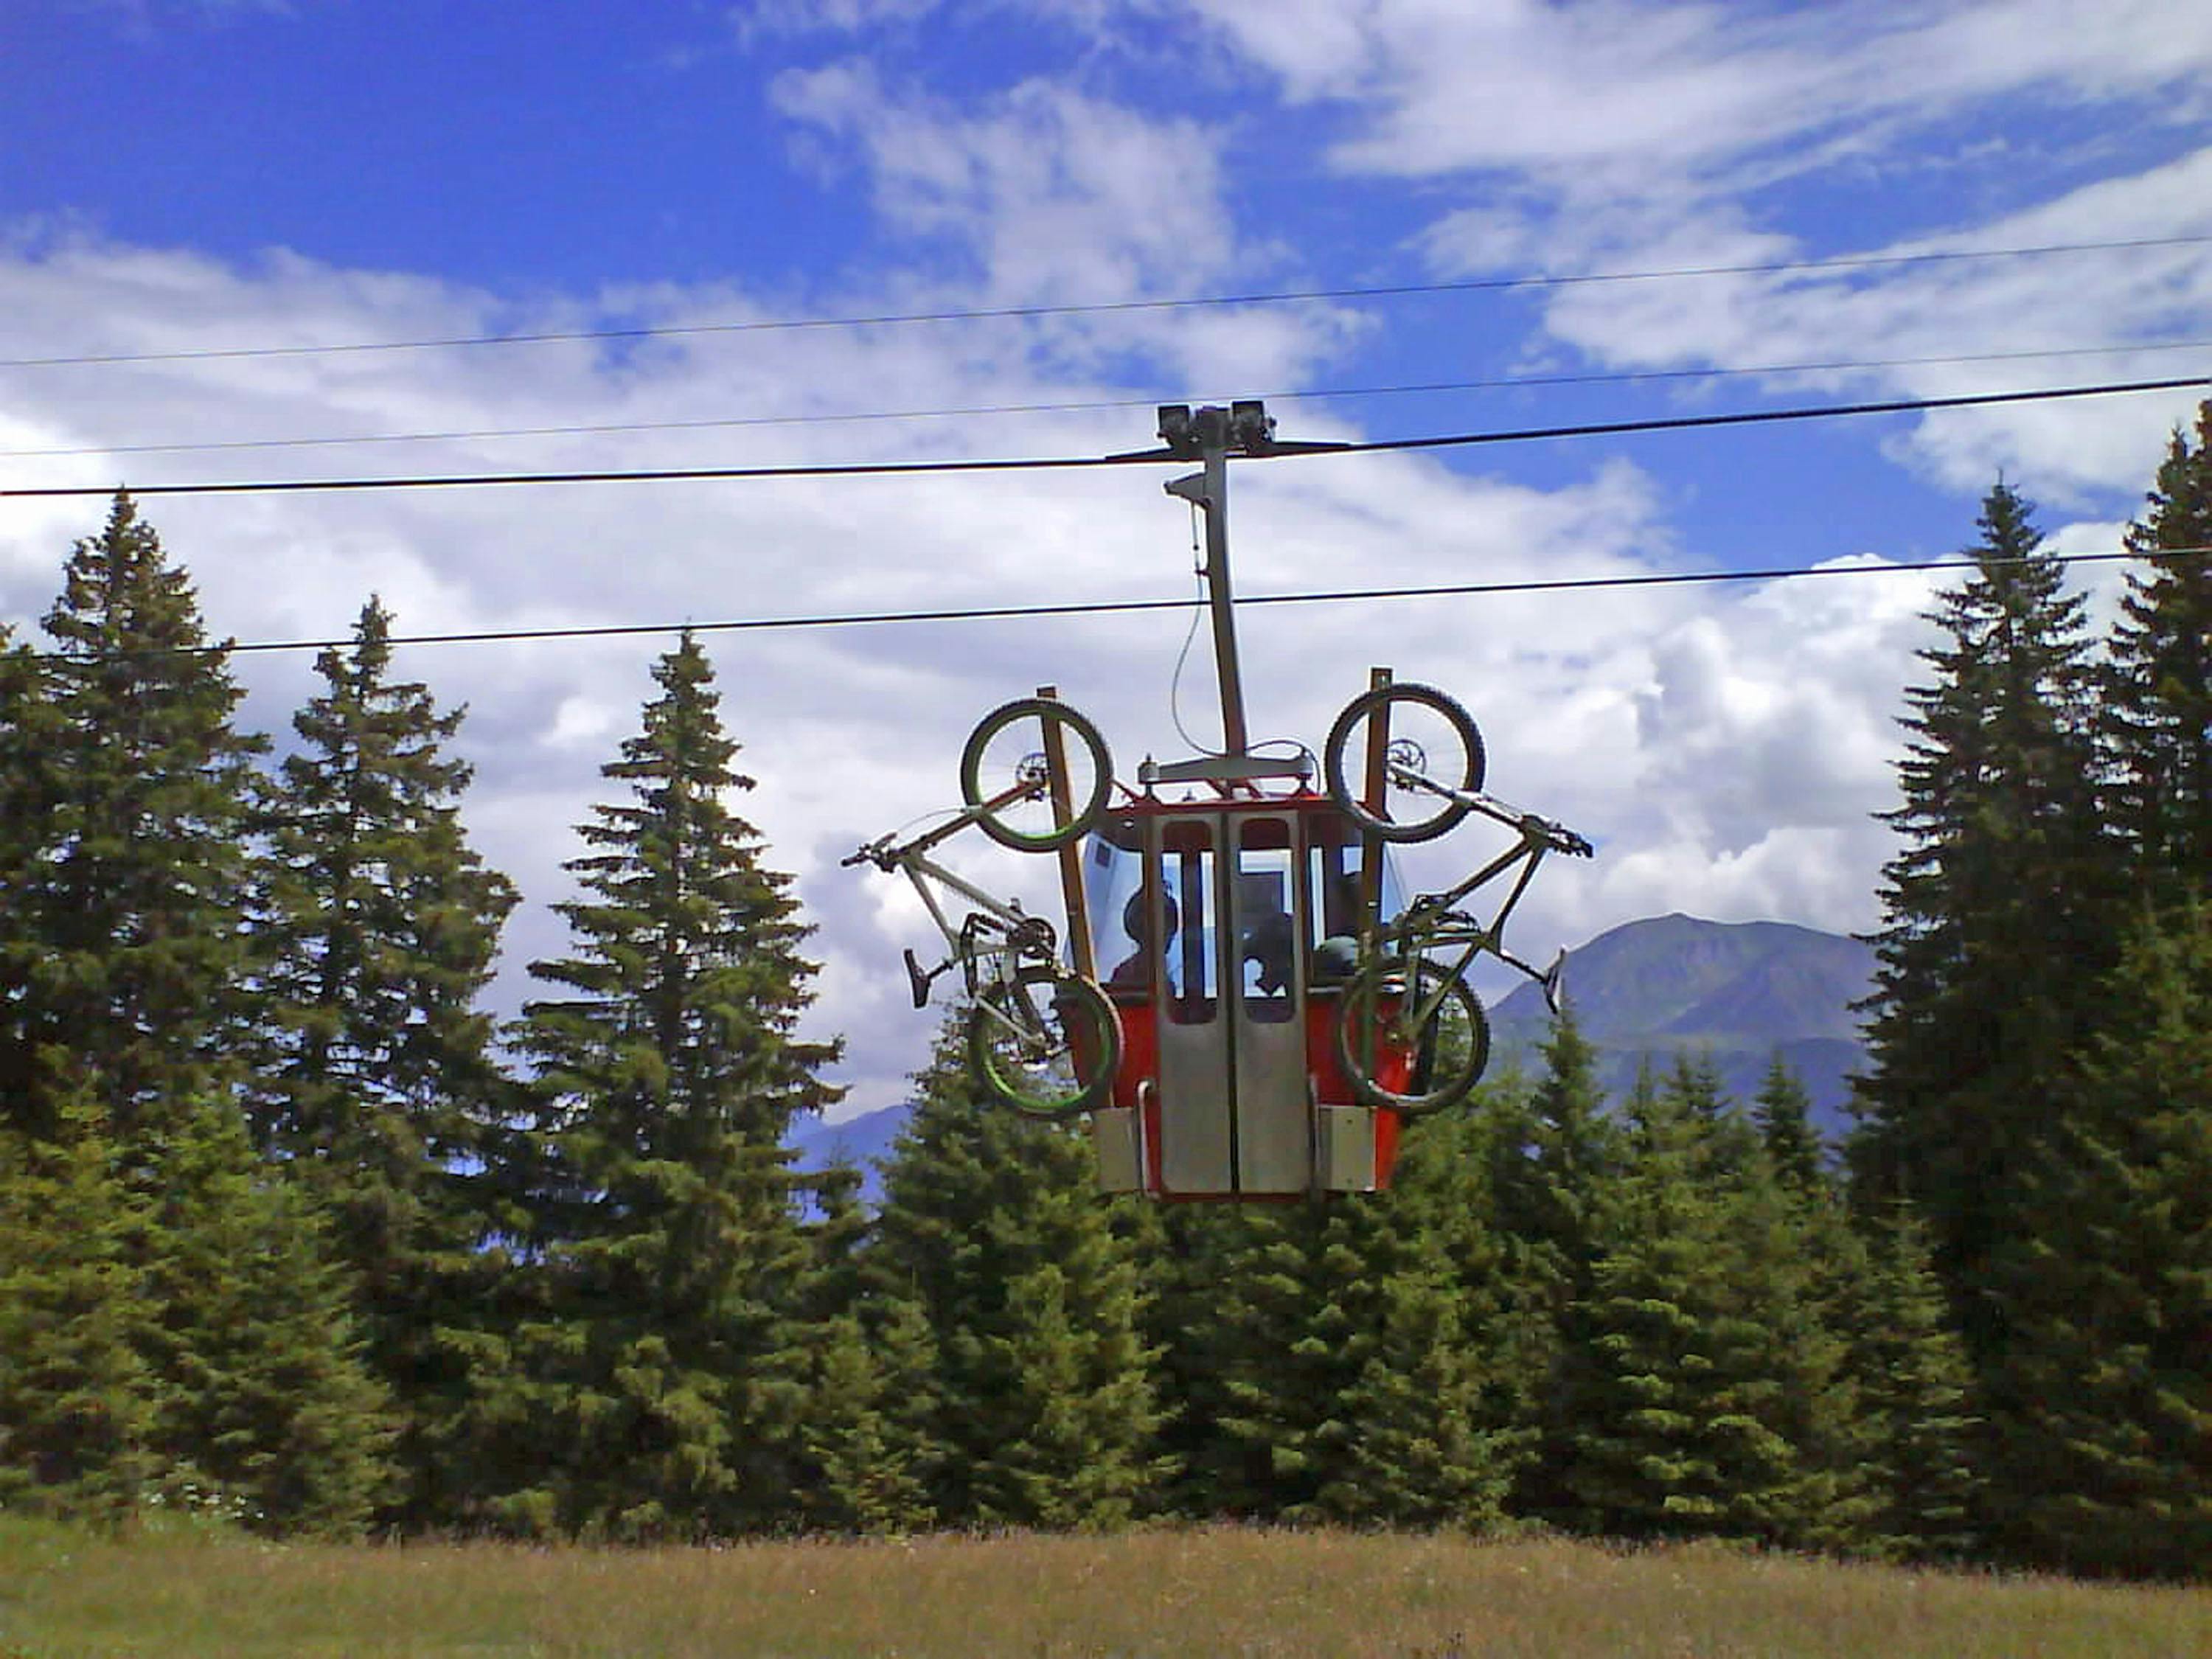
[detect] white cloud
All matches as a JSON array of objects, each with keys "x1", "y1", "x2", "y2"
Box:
[
  {"x1": 12, "y1": 11, "x2": 2185, "y2": 1116},
  {"x1": 1189, "y1": 1, "x2": 2212, "y2": 194},
  {"x1": 770, "y1": 61, "x2": 1366, "y2": 390},
  {"x1": 0, "y1": 227, "x2": 1878, "y2": 1116},
  {"x1": 1160, "y1": 1, "x2": 2212, "y2": 502}
]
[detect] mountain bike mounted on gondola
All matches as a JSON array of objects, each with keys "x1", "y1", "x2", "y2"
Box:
[{"x1": 845, "y1": 402, "x2": 1591, "y2": 1199}]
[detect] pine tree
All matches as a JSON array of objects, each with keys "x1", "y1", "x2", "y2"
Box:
[
  {"x1": 1987, "y1": 901, "x2": 2212, "y2": 1578},
  {"x1": 136, "y1": 1102, "x2": 397, "y2": 1537},
  {"x1": 0, "y1": 630, "x2": 58, "y2": 1112},
  {"x1": 498, "y1": 632, "x2": 838, "y2": 1539},
  {"x1": 1753, "y1": 1054, "x2": 1827, "y2": 1200},
  {"x1": 1851, "y1": 481, "x2": 2112, "y2": 1365},
  {"x1": 793, "y1": 1307, "x2": 936, "y2": 1536},
  {"x1": 1315, "y1": 1106, "x2": 1517, "y2": 1530},
  {"x1": 6, "y1": 493, "x2": 267, "y2": 1141},
  {"x1": 1560, "y1": 1066, "x2": 1853, "y2": 1546},
  {"x1": 0, "y1": 1096, "x2": 159, "y2": 1526},
  {"x1": 785, "y1": 1161, "x2": 936, "y2": 1536},
  {"x1": 1152, "y1": 1106, "x2": 1514, "y2": 1531},
  {"x1": 1491, "y1": 1009, "x2": 1622, "y2": 1523},
  {"x1": 1834, "y1": 1204, "x2": 1982, "y2": 1561},
  {"x1": 2105, "y1": 400, "x2": 2212, "y2": 908},
  {"x1": 868, "y1": 1023, "x2": 1164, "y2": 1530},
  {"x1": 250, "y1": 595, "x2": 519, "y2": 1525}
]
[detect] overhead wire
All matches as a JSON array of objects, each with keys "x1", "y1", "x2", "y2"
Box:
[
  {"x1": 5, "y1": 374, "x2": 2208, "y2": 499},
  {"x1": 8, "y1": 335, "x2": 2212, "y2": 462},
  {"x1": 30, "y1": 546, "x2": 2211, "y2": 667},
  {"x1": 4, "y1": 233, "x2": 2206, "y2": 371}
]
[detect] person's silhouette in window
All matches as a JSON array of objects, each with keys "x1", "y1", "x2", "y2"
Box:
[
  {"x1": 1109, "y1": 891, "x2": 1177, "y2": 992},
  {"x1": 1242, "y1": 907, "x2": 1296, "y2": 999}
]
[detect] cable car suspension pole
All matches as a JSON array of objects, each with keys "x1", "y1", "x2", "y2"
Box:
[{"x1": 1144, "y1": 401, "x2": 1347, "y2": 785}]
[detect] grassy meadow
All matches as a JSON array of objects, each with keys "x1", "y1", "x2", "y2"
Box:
[{"x1": 2, "y1": 1517, "x2": 2206, "y2": 1658}]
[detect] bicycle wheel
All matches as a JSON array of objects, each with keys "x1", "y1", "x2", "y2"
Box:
[
  {"x1": 959, "y1": 698, "x2": 1114, "y2": 852},
  {"x1": 967, "y1": 964, "x2": 1123, "y2": 1119},
  {"x1": 1332, "y1": 956, "x2": 1490, "y2": 1116},
  {"x1": 1323, "y1": 683, "x2": 1484, "y2": 843}
]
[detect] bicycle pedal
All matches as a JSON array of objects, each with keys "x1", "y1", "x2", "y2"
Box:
[{"x1": 903, "y1": 948, "x2": 936, "y2": 1009}]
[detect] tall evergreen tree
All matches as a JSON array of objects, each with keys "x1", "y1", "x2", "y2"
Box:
[
  {"x1": 1152, "y1": 1102, "x2": 1516, "y2": 1530},
  {"x1": 1752, "y1": 1054, "x2": 1827, "y2": 1200},
  {"x1": 496, "y1": 633, "x2": 838, "y2": 1539},
  {"x1": 1559, "y1": 1066, "x2": 1855, "y2": 1547},
  {"x1": 250, "y1": 595, "x2": 519, "y2": 1525},
  {"x1": 1490, "y1": 1009, "x2": 1623, "y2": 1523},
  {"x1": 867, "y1": 1024, "x2": 1164, "y2": 1529},
  {"x1": 4, "y1": 493, "x2": 267, "y2": 1141},
  {"x1": 1834, "y1": 1203, "x2": 1982, "y2": 1562},
  {"x1": 1851, "y1": 481, "x2": 2112, "y2": 1363},
  {"x1": 136, "y1": 1102, "x2": 397, "y2": 1537},
  {"x1": 1317, "y1": 1107, "x2": 1517, "y2": 1530},
  {"x1": 2104, "y1": 400, "x2": 2212, "y2": 908},
  {"x1": 1986, "y1": 901, "x2": 2212, "y2": 1578},
  {"x1": 0, "y1": 518, "x2": 394, "y2": 1536},
  {"x1": 0, "y1": 630, "x2": 57, "y2": 1111},
  {"x1": 0, "y1": 1096, "x2": 158, "y2": 1527}
]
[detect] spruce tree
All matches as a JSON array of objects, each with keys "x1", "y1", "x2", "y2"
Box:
[
  {"x1": 2105, "y1": 400, "x2": 2212, "y2": 908},
  {"x1": 1315, "y1": 1107, "x2": 1517, "y2": 1530},
  {"x1": 1987, "y1": 901, "x2": 2212, "y2": 1578},
  {"x1": 1752, "y1": 1054, "x2": 1829, "y2": 1200},
  {"x1": 867, "y1": 1022, "x2": 1164, "y2": 1529},
  {"x1": 251, "y1": 595, "x2": 519, "y2": 1525},
  {"x1": 1491, "y1": 1009, "x2": 1621, "y2": 1523},
  {"x1": 1834, "y1": 1204, "x2": 1982, "y2": 1561},
  {"x1": 0, "y1": 1096, "x2": 158, "y2": 1526},
  {"x1": 136, "y1": 1102, "x2": 397, "y2": 1537},
  {"x1": 7, "y1": 493, "x2": 267, "y2": 1141},
  {"x1": 1851, "y1": 481, "x2": 2112, "y2": 1364},
  {"x1": 1153, "y1": 1107, "x2": 1514, "y2": 1530},
  {"x1": 1560, "y1": 1066, "x2": 1854, "y2": 1546},
  {"x1": 0, "y1": 631, "x2": 57, "y2": 1111},
  {"x1": 793, "y1": 1307, "x2": 936, "y2": 1536},
  {"x1": 787, "y1": 1161, "x2": 936, "y2": 1536},
  {"x1": 500, "y1": 632, "x2": 838, "y2": 1539}
]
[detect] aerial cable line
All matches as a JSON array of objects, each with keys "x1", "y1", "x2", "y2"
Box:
[
  {"x1": 6, "y1": 375, "x2": 2210, "y2": 501},
  {"x1": 11, "y1": 335, "x2": 2212, "y2": 462},
  {"x1": 34, "y1": 546, "x2": 2211, "y2": 667},
  {"x1": 4, "y1": 234, "x2": 2206, "y2": 371}
]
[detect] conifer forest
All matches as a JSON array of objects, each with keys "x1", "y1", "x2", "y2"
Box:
[{"x1": 2, "y1": 405, "x2": 2208, "y2": 1582}]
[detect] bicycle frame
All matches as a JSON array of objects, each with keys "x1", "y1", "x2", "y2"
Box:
[
  {"x1": 844, "y1": 776, "x2": 1061, "y2": 1009},
  {"x1": 1374, "y1": 769, "x2": 1592, "y2": 1016}
]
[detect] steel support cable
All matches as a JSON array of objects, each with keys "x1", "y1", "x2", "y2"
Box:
[
  {"x1": 6, "y1": 375, "x2": 2210, "y2": 500},
  {"x1": 10, "y1": 335, "x2": 2212, "y2": 462},
  {"x1": 32, "y1": 546, "x2": 2211, "y2": 667},
  {"x1": 5, "y1": 233, "x2": 2207, "y2": 371}
]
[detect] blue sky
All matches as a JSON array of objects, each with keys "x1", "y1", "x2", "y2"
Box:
[{"x1": 6, "y1": 1, "x2": 2212, "y2": 1116}]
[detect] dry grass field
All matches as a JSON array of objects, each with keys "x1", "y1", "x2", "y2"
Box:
[{"x1": 2, "y1": 1516, "x2": 2206, "y2": 1658}]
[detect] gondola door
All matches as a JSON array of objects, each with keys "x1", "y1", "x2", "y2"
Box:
[{"x1": 1149, "y1": 808, "x2": 1312, "y2": 1196}]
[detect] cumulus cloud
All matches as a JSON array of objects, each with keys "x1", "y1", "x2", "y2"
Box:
[
  {"x1": 1161, "y1": 1, "x2": 2212, "y2": 501},
  {"x1": 7, "y1": 13, "x2": 2183, "y2": 1116}
]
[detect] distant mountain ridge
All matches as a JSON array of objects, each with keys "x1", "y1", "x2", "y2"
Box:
[
  {"x1": 790, "y1": 914, "x2": 1879, "y2": 1195},
  {"x1": 788, "y1": 1101, "x2": 909, "y2": 1209},
  {"x1": 1489, "y1": 913, "x2": 1876, "y2": 1142}
]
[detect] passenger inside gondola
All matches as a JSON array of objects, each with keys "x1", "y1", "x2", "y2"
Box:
[{"x1": 1109, "y1": 891, "x2": 1177, "y2": 992}]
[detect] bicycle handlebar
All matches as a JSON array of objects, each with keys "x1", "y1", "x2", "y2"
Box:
[
  {"x1": 1391, "y1": 764, "x2": 1593, "y2": 856},
  {"x1": 841, "y1": 838, "x2": 898, "y2": 871}
]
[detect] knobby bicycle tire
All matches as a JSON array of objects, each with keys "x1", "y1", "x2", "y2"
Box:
[
  {"x1": 967, "y1": 964, "x2": 1123, "y2": 1119},
  {"x1": 1322, "y1": 683, "x2": 1485, "y2": 844},
  {"x1": 1332, "y1": 956, "x2": 1491, "y2": 1116},
  {"x1": 959, "y1": 697, "x2": 1115, "y2": 853}
]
